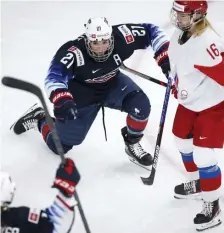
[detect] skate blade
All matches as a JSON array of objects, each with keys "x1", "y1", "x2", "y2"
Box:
[
  {"x1": 128, "y1": 157, "x2": 152, "y2": 171},
  {"x1": 174, "y1": 192, "x2": 202, "y2": 200},
  {"x1": 196, "y1": 216, "x2": 222, "y2": 231},
  {"x1": 10, "y1": 103, "x2": 39, "y2": 131}
]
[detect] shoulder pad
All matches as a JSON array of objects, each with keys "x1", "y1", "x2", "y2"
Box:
[
  {"x1": 116, "y1": 24, "x2": 135, "y2": 44},
  {"x1": 57, "y1": 42, "x2": 85, "y2": 67},
  {"x1": 65, "y1": 46, "x2": 85, "y2": 66},
  {"x1": 28, "y1": 208, "x2": 41, "y2": 224}
]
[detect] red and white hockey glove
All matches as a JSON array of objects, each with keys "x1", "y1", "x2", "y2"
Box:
[
  {"x1": 52, "y1": 158, "x2": 80, "y2": 197},
  {"x1": 50, "y1": 89, "x2": 77, "y2": 121},
  {"x1": 154, "y1": 42, "x2": 170, "y2": 78}
]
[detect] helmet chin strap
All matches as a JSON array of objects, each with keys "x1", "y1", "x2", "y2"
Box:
[
  {"x1": 183, "y1": 15, "x2": 206, "y2": 32},
  {"x1": 179, "y1": 24, "x2": 192, "y2": 32}
]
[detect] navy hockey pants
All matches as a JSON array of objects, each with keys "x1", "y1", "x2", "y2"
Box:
[{"x1": 40, "y1": 72, "x2": 151, "y2": 155}]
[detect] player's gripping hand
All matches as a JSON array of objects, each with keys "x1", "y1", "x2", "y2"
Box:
[
  {"x1": 50, "y1": 89, "x2": 77, "y2": 121},
  {"x1": 52, "y1": 158, "x2": 80, "y2": 197},
  {"x1": 154, "y1": 43, "x2": 170, "y2": 78}
]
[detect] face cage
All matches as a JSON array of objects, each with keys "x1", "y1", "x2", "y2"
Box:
[
  {"x1": 85, "y1": 36, "x2": 114, "y2": 62},
  {"x1": 170, "y1": 9, "x2": 194, "y2": 31},
  {"x1": 171, "y1": 8, "x2": 206, "y2": 32}
]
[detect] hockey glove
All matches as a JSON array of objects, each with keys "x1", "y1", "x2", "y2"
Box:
[
  {"x1": 50, "y1": 89, "x2": 77, "y2": 121},
  {"x1": 154, "y1": 42, "x2": 170, "y2": 78},
  {"x1": 52, "y1": 158, "x2": 80, "y2": 197}
]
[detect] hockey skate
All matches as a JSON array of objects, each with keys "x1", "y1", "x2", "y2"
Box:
[
  {"x1": 174, "y1": 179, "x2": 201, "y2": 200},
  {"x1": 10, "y1": 103, "x2": 45, "y2": 135},
  {"x1": 121, "y1": 127, "x2": 153, "y2": 171},
  {"x1": 194, "y1": 199, "x2": 222, "y2": 231}
]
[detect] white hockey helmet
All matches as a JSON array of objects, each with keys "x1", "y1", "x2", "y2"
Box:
[
  {"x1": 0, "y1": 171, "x2": 16, "y2": 207},
  {"x1": 84, "y1": 17, "x2": 114, "y2": 62}
]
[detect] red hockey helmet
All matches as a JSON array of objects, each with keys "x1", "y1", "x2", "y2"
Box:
[{"x1": 170, "y1": 0, "x2": 208, "y2": 31}]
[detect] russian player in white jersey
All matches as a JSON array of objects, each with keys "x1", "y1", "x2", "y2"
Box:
[{"x1": 169, "y1": 0, "x2": 224, "y2": 231}]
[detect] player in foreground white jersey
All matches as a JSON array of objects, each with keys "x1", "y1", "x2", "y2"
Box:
[{"x1": 169, "y1": 0, "x2": 224, "y2": 231}]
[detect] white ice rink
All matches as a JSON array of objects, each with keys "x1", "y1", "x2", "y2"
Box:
[{"x1": 1, "y1": 1, "x2": 224, "y2": 233}]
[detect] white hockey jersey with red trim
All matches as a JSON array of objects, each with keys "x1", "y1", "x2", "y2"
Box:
[{"x1": 168, "y1": 27, "x2": 224, "y2": 112}]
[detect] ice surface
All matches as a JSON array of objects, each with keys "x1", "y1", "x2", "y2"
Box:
[{"x1": 1, "y1": 1, "x2": 224, "y2": 233}]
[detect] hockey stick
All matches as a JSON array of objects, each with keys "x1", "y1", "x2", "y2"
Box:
[
  {"x1": 2, "y1": 76, "x2": 91, "y2": 233},
  {"x1": 120, "y1": 64, "x2": 167, "y2": 87},
  {"x1": 141, "y1": 76, "x2": 172, "y2": 185}
]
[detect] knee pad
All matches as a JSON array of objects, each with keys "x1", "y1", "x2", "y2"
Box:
[
  {"x1": 122, "y1": 91, "x2": 151, "y2": 120},
  {"x1": 47, "y1": 135, "x2": 73, "y2": 155},
  {"x1": 193, "y1": 146, "x2": 217, "y2": 168},
  {"x1": 40, "y1": 118, "x2": 74, "y2": 154},
  {"x1": 174, "y1": 136, "x2": 193, "y2": 153}
]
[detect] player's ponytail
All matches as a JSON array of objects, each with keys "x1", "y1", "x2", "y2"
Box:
[
  {"x1": 193, "y1": 18, "x2": 209, "y2": 37},
  {"x1": 193, "y1": 18, "x2": 220, "y2": 37}
]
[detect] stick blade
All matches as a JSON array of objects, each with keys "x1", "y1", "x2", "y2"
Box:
[
  {"x1": 2, "y1": 76, "x2": 19, "y2": 88},
  {"x1": 2, "y1": 76, "x2": 41, "y2": 96},
  {"x1": 141, "y1": 176, "x2": 154, "y2": 185},
  {"x1": 141, "y1": 168, "x2": 155, "y2": 185}
]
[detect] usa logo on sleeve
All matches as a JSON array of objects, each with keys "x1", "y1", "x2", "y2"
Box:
[
  {"x1": 118, "y1": 25, "x2": 135, "y2": 44},
  {"x1": 28, "y1": 208, "x2": 41, "y2": 224}
]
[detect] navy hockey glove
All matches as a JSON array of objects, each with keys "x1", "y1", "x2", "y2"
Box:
[
  {"x1": 53, "y1": 158, "x2": 80, "y2": 197},
  {"x1": 154, "y1": 42, "x2": 170, "y2": 78},
  {"x1": 50, "y1": 89, "x2": 77, "y2": 121}
]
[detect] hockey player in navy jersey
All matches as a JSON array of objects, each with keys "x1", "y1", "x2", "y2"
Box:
[
  {"x1": 1, "y1": 158, "x2": 80, "y2": 233},
  {"x1": 11, "y1": 17, "x2": 170, "y2": 169}
]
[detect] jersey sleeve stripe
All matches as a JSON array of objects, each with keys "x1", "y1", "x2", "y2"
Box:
[{"x1": 142, "y1": 23, "x2": 169, "y2": 52}]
